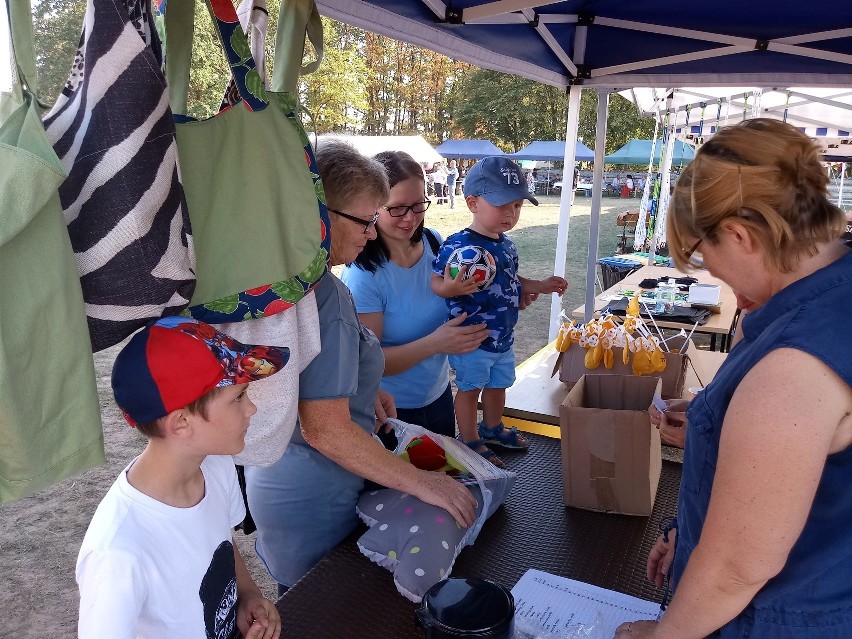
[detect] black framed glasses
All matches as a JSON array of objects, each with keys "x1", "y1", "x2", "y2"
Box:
[
  {"x1": 329, "y1": 209, "x2": 379, "y2": 234},
  {"x1": 681, "y1": 237, "x2": 704, "y2": 268},
  {"x1": 384, "y1": 199, "x2": 431, "y2": 217}
]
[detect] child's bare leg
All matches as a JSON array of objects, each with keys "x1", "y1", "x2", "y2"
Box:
[
  {"x1": 481, "y1": 387, "x2": 528, "y2": 447},
  {"x1": 480, "y1": 388, "x2": 506, "y2": 429},
  {"x1": 454, "y1": 389, "x2": 481, "y2": 443},
  {"x1": 455, "y1": 388, "x2": 504, "y2": 466}
]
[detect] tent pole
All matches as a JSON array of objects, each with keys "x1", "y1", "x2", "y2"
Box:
[
  {"x1": 548, "y1": 84, "x2": 583, "y2": 341},
  {"x1": 584, "y1": 90, "x2": 611, "y2": 323},
  {"x1": 648, "y1": 93, "x2": 676, "y2": 265},
  {"x1": 838, "y1": 162, "x2": 846, "y2": 207}
]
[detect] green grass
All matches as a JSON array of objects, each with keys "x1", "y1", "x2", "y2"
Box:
[{"x1": 426, "y1": 194, "x2": 641, "y2": 363}]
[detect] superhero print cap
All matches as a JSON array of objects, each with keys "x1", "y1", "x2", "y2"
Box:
[{"x1": 112, "y1": 316, "x2": 289, "y2": 427}]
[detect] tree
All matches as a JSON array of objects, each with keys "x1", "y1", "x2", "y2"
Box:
[
  {"x1": 32, "y1": 0, "x2": 86, "y2": 105},
  {"x1": 299, "y1": 19, "x2": 369, "y2": 132},
  {"x1": 447, "y1": 69, "x2": 655, "y2": 153}
]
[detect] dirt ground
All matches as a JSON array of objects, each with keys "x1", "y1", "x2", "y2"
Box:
[{"x1": 0, "y1": 196, "x2": 646, "y2": 638}]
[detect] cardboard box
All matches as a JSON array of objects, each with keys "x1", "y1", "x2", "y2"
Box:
[
  {"x1": 556, "y1": 336, "x2": 691, "y2": 399},
  {"x1": 560, "y1": 375, "x2": 662, "y2": 516}
]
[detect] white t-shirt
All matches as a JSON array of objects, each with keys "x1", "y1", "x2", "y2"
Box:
[{"x1": 77, "y1": 455, "x2": 246, "y2": 639}]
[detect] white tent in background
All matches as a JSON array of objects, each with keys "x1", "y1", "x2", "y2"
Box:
[{"x1": 313, "y1": 134, "x2": 443, "y2": 165}]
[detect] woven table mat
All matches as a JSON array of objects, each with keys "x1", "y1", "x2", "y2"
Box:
[{"x1": 276, "y1": 434, "x2": 680, "y2": 638}]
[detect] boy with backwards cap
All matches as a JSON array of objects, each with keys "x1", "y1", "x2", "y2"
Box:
[
  {"x1": 76, "y1": 317, "x2": 286, "y2": 639},
  {"x1": 431, "y1": 157, "x2": 568, "y2": 467}
]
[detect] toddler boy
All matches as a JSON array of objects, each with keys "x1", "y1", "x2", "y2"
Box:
[
  {"x1": 431, "y1": 157, "x2": 567, "y2": 466},
  {"x1": 76, "y1": 316, "x2": 288, "y2": 639}
]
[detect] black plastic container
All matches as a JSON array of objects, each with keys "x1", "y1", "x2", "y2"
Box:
[{"x1": 416, "y1": 577, "x2": 515, "y2": 639}]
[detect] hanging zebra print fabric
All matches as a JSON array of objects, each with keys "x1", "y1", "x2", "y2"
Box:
[{"x1": 43, "y1": 0, "x2": 195, "y2": 352}]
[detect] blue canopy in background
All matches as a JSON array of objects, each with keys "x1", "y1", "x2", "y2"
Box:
[
  {"x1": 511, "y1": 141, "x2": 595, "y2": 162},
  {"x1": 434, "y1": 139, "x2": 504, "y2": 159},
  {"x1": 605, "y1": 139, "x2": 695, "y2": 166}
]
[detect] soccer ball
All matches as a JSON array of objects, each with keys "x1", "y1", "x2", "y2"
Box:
[{"x1": 447, "y1": 245, "x2": 497, "y2": 291}]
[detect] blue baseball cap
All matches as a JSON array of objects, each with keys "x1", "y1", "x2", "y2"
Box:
[{"x1": 463, "y1": 156, "x2": 538, "y2": 206}]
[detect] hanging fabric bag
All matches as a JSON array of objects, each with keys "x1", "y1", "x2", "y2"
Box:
[
  {"x1": 165, "y1": 0, "x2": 331, "y2": 324},
  {"x1": 0, "y1": 0, "x2": 104, "y2": 502},
  {"x1": 42, "y1": 0, "x2": 196, "y2": 352},
  {"x1": 206, "y1": 0, "x2": 324, "y2": 467}
]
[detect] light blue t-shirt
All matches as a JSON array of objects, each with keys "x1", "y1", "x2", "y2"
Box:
[{"x1": 341, "y1": 233, "x2": 450, "y2": 409}]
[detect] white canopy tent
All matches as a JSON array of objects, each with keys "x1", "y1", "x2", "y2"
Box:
[
  {"x1": 312, "y1": 134, "x2": 443, "y2": 165},
  {"x1": 315, "y1": 0, "x2": 852, "y2": 337}
]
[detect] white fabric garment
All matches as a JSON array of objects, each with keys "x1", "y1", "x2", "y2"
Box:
[
  {"x1": 216, "y1": 290, "x2": 321, "y2": 467},
  {"x1": 237, "y1": 0, "x2": 268, "y2": 86},
  {"x1": 76, "y1": 456, "x2": 245, "y2": 639}
]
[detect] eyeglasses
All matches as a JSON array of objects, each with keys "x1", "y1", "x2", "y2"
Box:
[
  {"x1": 329, "y1": 209, "x2": 379, "y2": 234},
  {"x1": 384, "y1": 199, "x2": 431, "y2": 217},
  {"x1": 681, "y1": 237, "x2": 704, "y2": 268}
]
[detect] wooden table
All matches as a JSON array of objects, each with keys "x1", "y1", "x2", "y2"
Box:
[
  {"x1": 502, "y1": 342, "x2": 726, "y2": 439},
  {"x1": 572, "y1": 264, "x2": 739, "y2": 350}
]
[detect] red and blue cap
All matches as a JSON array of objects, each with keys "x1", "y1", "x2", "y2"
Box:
[{"x1": 112, "y1": 316, "x2": 289, "y2": 427}]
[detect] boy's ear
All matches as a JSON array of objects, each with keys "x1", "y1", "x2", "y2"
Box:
[
  {"x1": 465, "y1": 195, "x2": 479, "y2": 210},
  {"x1": 160, "y1": 409, "x2": 192, "y2": 438}
]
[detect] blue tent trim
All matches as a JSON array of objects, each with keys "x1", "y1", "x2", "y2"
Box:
[
  {"x1": 316, "y1": 1, "x2": 852, "y2": 89},
  {"x1": 604, "y1": 139, "x2": 696, "y2": 166},
  {"x1": 434, "y1": 139, "x2": 505, "y2": 159},
  {"x1": 510, "y1": 140, "x2": 595, "y2": 162}
]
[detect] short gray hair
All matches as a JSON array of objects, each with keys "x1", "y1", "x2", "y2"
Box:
[{"x1": 315, "y1": 140, "x2": 390, "y2": 210}]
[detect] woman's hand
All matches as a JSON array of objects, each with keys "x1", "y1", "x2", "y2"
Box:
[
  {"x1": 649, "y1": 399, "x2": 689, "y2": 448},
  {"x1": 647, "y1": 531, "x2": 676, "y2": 589},
  {"x1": 659, "y1": 410, "x2": 687, "y2": 448},
  {"x1": 614, "y1": 620, "x2": 658, "y2": 638},
  {"x1": 431, "y1": 313, "x2": 489, "y2": 354},
  {"x1": 374, "y1": 389, "x2": 397, "y2": 434},
  {"x1": 413, "y1": 471, "x2": 478, "y2": 528}
]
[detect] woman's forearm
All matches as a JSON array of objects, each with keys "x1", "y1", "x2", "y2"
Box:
[
  {"x1": 653, "y1": 544, "x2": 766, "y2": 639},
  {"x1": 381, "y1": 336, "x2": 439, "y2": 376}
]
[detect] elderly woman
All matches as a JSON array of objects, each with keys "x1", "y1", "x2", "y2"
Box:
[
  {"x1": 341, "y1": 151, "x2": 487, "y2": 442},
  {"x1": 617, "y1": 119, "x2": 852, "y2": 638},
  {"x1": 246, "y1": 142, "x2": 476, "y2": 595}
]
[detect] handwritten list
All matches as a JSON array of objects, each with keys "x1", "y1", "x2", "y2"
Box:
[{"x1": 512, "y1": 569, "x2": 660, "y2": 637}]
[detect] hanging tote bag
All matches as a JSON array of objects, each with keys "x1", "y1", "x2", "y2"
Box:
[
  {"x1": 205, "y1": 0, "x2": 323, "y2": 467},
  {"x1": 0, "y1": 0, "x2": 104, "y2": 502},
  {"x1": 165, "y1": 0, "x2": 330, "y2": 324},
  {"x1": 42, "y1": 0, "x2": 196, "y2": 352}
]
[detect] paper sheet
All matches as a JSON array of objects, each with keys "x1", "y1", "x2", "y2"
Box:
[{"x1": 512, "y1": 569, "x2": 660, "y2": 637}]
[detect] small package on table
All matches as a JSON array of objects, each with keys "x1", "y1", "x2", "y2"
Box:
[
  {"x1": 688, "y1": 283, "x2": 721, "y2": 306},
  {"x1": 560, "y1": 375, "x2": 662, "y2": 516}
]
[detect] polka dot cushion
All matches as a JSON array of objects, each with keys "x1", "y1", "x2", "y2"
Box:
[{"x1": 356, "y1": 473, "x2": 515, "y2": 602}]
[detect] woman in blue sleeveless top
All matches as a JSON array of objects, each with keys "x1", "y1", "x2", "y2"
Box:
[{"x1": 617, "y1": 119, "x2": 852, "y2": 638}]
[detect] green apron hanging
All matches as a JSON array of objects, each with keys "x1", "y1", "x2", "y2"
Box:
[{"x1": 0, "y1": 0, "x2": 104, "y2": 502}]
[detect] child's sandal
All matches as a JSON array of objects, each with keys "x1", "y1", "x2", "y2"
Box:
[
  {"x1": 462, "y1": 439, "x2": 505, "y2": 468},
  {"x1": 477, "y1": 421, "x2": 529, "y2": 450}
]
